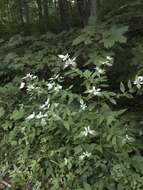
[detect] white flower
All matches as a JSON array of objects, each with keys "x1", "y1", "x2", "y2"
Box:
[
  {"x1": 22, "y1": 73, "x2": 31, "y2": 79},
  {"x1": 64, "y1": 158, "x2": 68, "y2": 166},
  {"x1": 36, "y1": 112, "x2": 48, "y2": 119},
  {"x1": 125, "y1": 135, "x2": 130, "y2": 140},
  {"x1": 87, "y1": 87, "x2": 101, "y2": 96},
  {"x1": 79, "y1": 151, "x2": 91, "y2": 160},
  {"x1": 49, "y1": 74, "x2": 63, "y2": 81},
  {"x1": 49, "y1": 74, "x2": 60, "y2": 81},
  {"x1": 45, "y1": 98, "x2": 50, "y2": 106},
  {"x1": 123, "y1": 134, "x2": 135, "y2": 144},
  {"x1": 27, "y1": 84, "x2": 35, "y2": 91},
  {"x1": 49, "y1": 74, "x2": 60, "y2": 80},
  {"x1": 64, "y1": 60, "x2": 71, "y2": 69},
  {"x1": 106, "y1": 56, "x2": 112, "y2": 61},
  {"x1": 64, "y1": 57, "x2": 76, "y2": 69},
  {"x1": 54, "y1": 84, "x2": 62, "y2": 92},
  {"x1": 134, "y1": 76, "x2": 143, "y2": 89},
  {"x1": 80, "y1": 126, "x2": 96, "y2": 137},
  {"x1": 46, "y1": 83, "x2": 62, "y2": 92},
  {"x1": 22, "y1": 73, "x2": 37, "y2": 80},
  {"x1": 59, "y1": 54, "x2": 76, "y2": 69},
  {"x1": 26, "y1": 112, "x2": 35, "y2": 120},
  {"x1": 126, "y1": 135, "x2": 134, "y2": 141},
  {"x1": 47, "y1": 82, "x2": 55, "y2": 90},
  {"x1": 96, "y1": 67, "x2": 104, "y2": 74},
  {"x1": 40, "y1": 98, "x2": 50, "y2": 110},
  {"x1": 19, "y1": 104, "x2": 24, "y2": 109},
  {"x1": 100, "y1": 60, "x2": 112, "y2": 66},
  {"x1": 19, "y1": 82, "x2": 25, "y2": 89},
  {"x1": 58, "y1": 54, "x2": 69, "y2": 61},
  {"x1": 80, "y1": 99, "x2": 87, "y2": 110},
  {"x1": 99, "y1": 56, "x2": 112, "y2": 66},
  {"x1": 32, "y1": 75, "x2": 37, "y2": 79}
]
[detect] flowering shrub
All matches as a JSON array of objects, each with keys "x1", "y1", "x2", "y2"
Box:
[{"x1": 0, "y1": 51, "x2": 143, "y2": 190}]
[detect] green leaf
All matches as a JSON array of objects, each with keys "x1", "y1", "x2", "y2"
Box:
[
  {"x1": 84, "y1": 37, "x2": 92, "y2": 45},
  {"x1": 125, "y1": 94, "x2": 133, "y2": 99},
  {"x1": 109, "y1": 98, "x2": 117, "y2": 105},
  {"x1": 127, "y1": 80, "x2": 132, "y2": 89},
  {"x1": 11, "y1": 109, "x2": 25, "y2": 121},
  {"x1": 102, "y1": 26, "x2": 128, "y2": 48},
  {"x1": 11, "y1": 140, "x2": 17, "y2": 146},
  {"x1": 72, "y1": 35, "x2": 85, "y2": 46},
  {"x1": 63, "y1": 121, "x2": 70, "y2": 131},
  {"x1": 117, "y1": 184, "x2": 124, "y2": 190},
  {"x1": 120, "y1": 82, "x2": 125, "y2": 93},
  {"x1": 0, "y1": 107, "x2": 5, "y2": 118},
  {"x1": 112, "y1": 136, "x2": 117, "y2": 146},
  {"x1": 116, "y1": 109, "x2": 127, "y2": 116},
  {"x1": 83, "y1": 70, "x2": 92, "y2": 78},
  {"x1": 83, "y1": 182, "x2": 92, "y2": 190},
  {"x1": 131, "y1": 156, "x2": 143, "y2": 174},
  {"x1": 107, "y1": 115, "x2": 114, "y2": 125}
]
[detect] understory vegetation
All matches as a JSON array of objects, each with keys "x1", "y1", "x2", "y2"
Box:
[{"x1": 0, "y1": 0, "x2": 143, "y2": 190}]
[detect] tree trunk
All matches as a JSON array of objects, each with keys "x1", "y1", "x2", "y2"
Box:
[
  {"x1": 18, "y1": 0, "x2": 24, "y2": 25},
  {"x1": 23, "y1": 0, "x2": 30, "y2": 24},
  {"x1": 58, "y1": 0, "x2": 70, "y2": 30},
  {"x1": 7, "y1": 0, "x2": 12, "y2": 23},
  {"x1": 42, "y1": 0, "x2": 48, "y2": 32},
  {"x1": 37, "y1": 0, "x2": 43, "y2": 23},
  {"x1": 19, "y1": 0, "x2": 30, "y2": 34},
  {"x1": 36, "y1": 0, "x2": 43, "y2": 31},
  {"x1": 89, "y1": 0, "x2": 98, "y2": 20},
  {"x1": 77, "y1": 0, "x2": 90, "y2": 26}
]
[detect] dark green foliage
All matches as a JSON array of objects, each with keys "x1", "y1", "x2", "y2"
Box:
[
  {"x1": 0, "y1": 1, "x2": 143, "y2": 190},
  {"x1": 0, "y1": 21, "x2": 143, "y2": 189}
]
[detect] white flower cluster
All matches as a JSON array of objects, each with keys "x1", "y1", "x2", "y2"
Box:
[
  {"x1": 26, "y1": 112, "x2": 35, "y2": 120},
  {"x1": 125, "y1": 135, "x2": 134, "y2": 143},
  {"x1": 64, "y1": 158, "x2": 68, "y2": 166},
  {"x1": 36, "y1": 112, "x2": 48, "y2": 119},
  {"x1": 19, "y1": 73, "x2": 37, "y2": 90},
  {"x1": 46, "y1": 82, "x2": 62, "y2": 92},
  {"x1": 40, "y1": 98, "x2": 50, "y2": 110},
  {"x1": 79, "y1": 56, "x2": 113, "y2": 160},
  {"x1": 58, "y1": 54, "x2": 69, "y2": 61},
  {"x1": 58, "y1": 54, "x2": 76, "y2": 69},
  {"x1": 49, "y1": 74, "x2": 63, "y2": 81},
  {"x1": 100, "y1": 56, "x2": 113, "y2": 66},
  {"x1": 80, "y1": 126, "x2": 96, "y2": 137},
  {"x1": 27, "y1": 84, "x2": 41, "y2": 93},
  {"x1": 19, "y1": 81, "x2": 25, "y2": 89},
  {"x1": 79, "y1": 151, "x2": 91, "y2": 160},
  {"x1": 26, "y1": 99, "x2": 50, "y2": 121},
  {"x1": 80, "y1": 99, "x2": 87, "y2": 110},
  {"x1": 54, "y1": 84, "x2": 62, "y2": 92},
  {"x1": 22, "y1": 73, "x2": 37, "y2": 80},
  {"x1": 96, "y1": 67, "x2": 104, "y2": 74},
  {"x1": 87, "y1": 87, "x2": 101, "y2": 96},
  {"x1": 26, "y1": 111, "x2": 48, "y2": 120},
  {"x1": 47, "y1": 82, "x2": 55, "y2": 90},
  {"x1": 134, "y1": 76, "x2": 143, "y2": 89},
  {"x1": 79, "y1": 127, "x2": 93, "y2": 161}
]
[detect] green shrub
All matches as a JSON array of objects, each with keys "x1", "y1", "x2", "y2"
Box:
[
  {"x1": 0, "y1": 50, "x2": 143, "y2": 190},
  {"x1": 0, "y1": 24, "x2": 143, "y2": 190}
]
